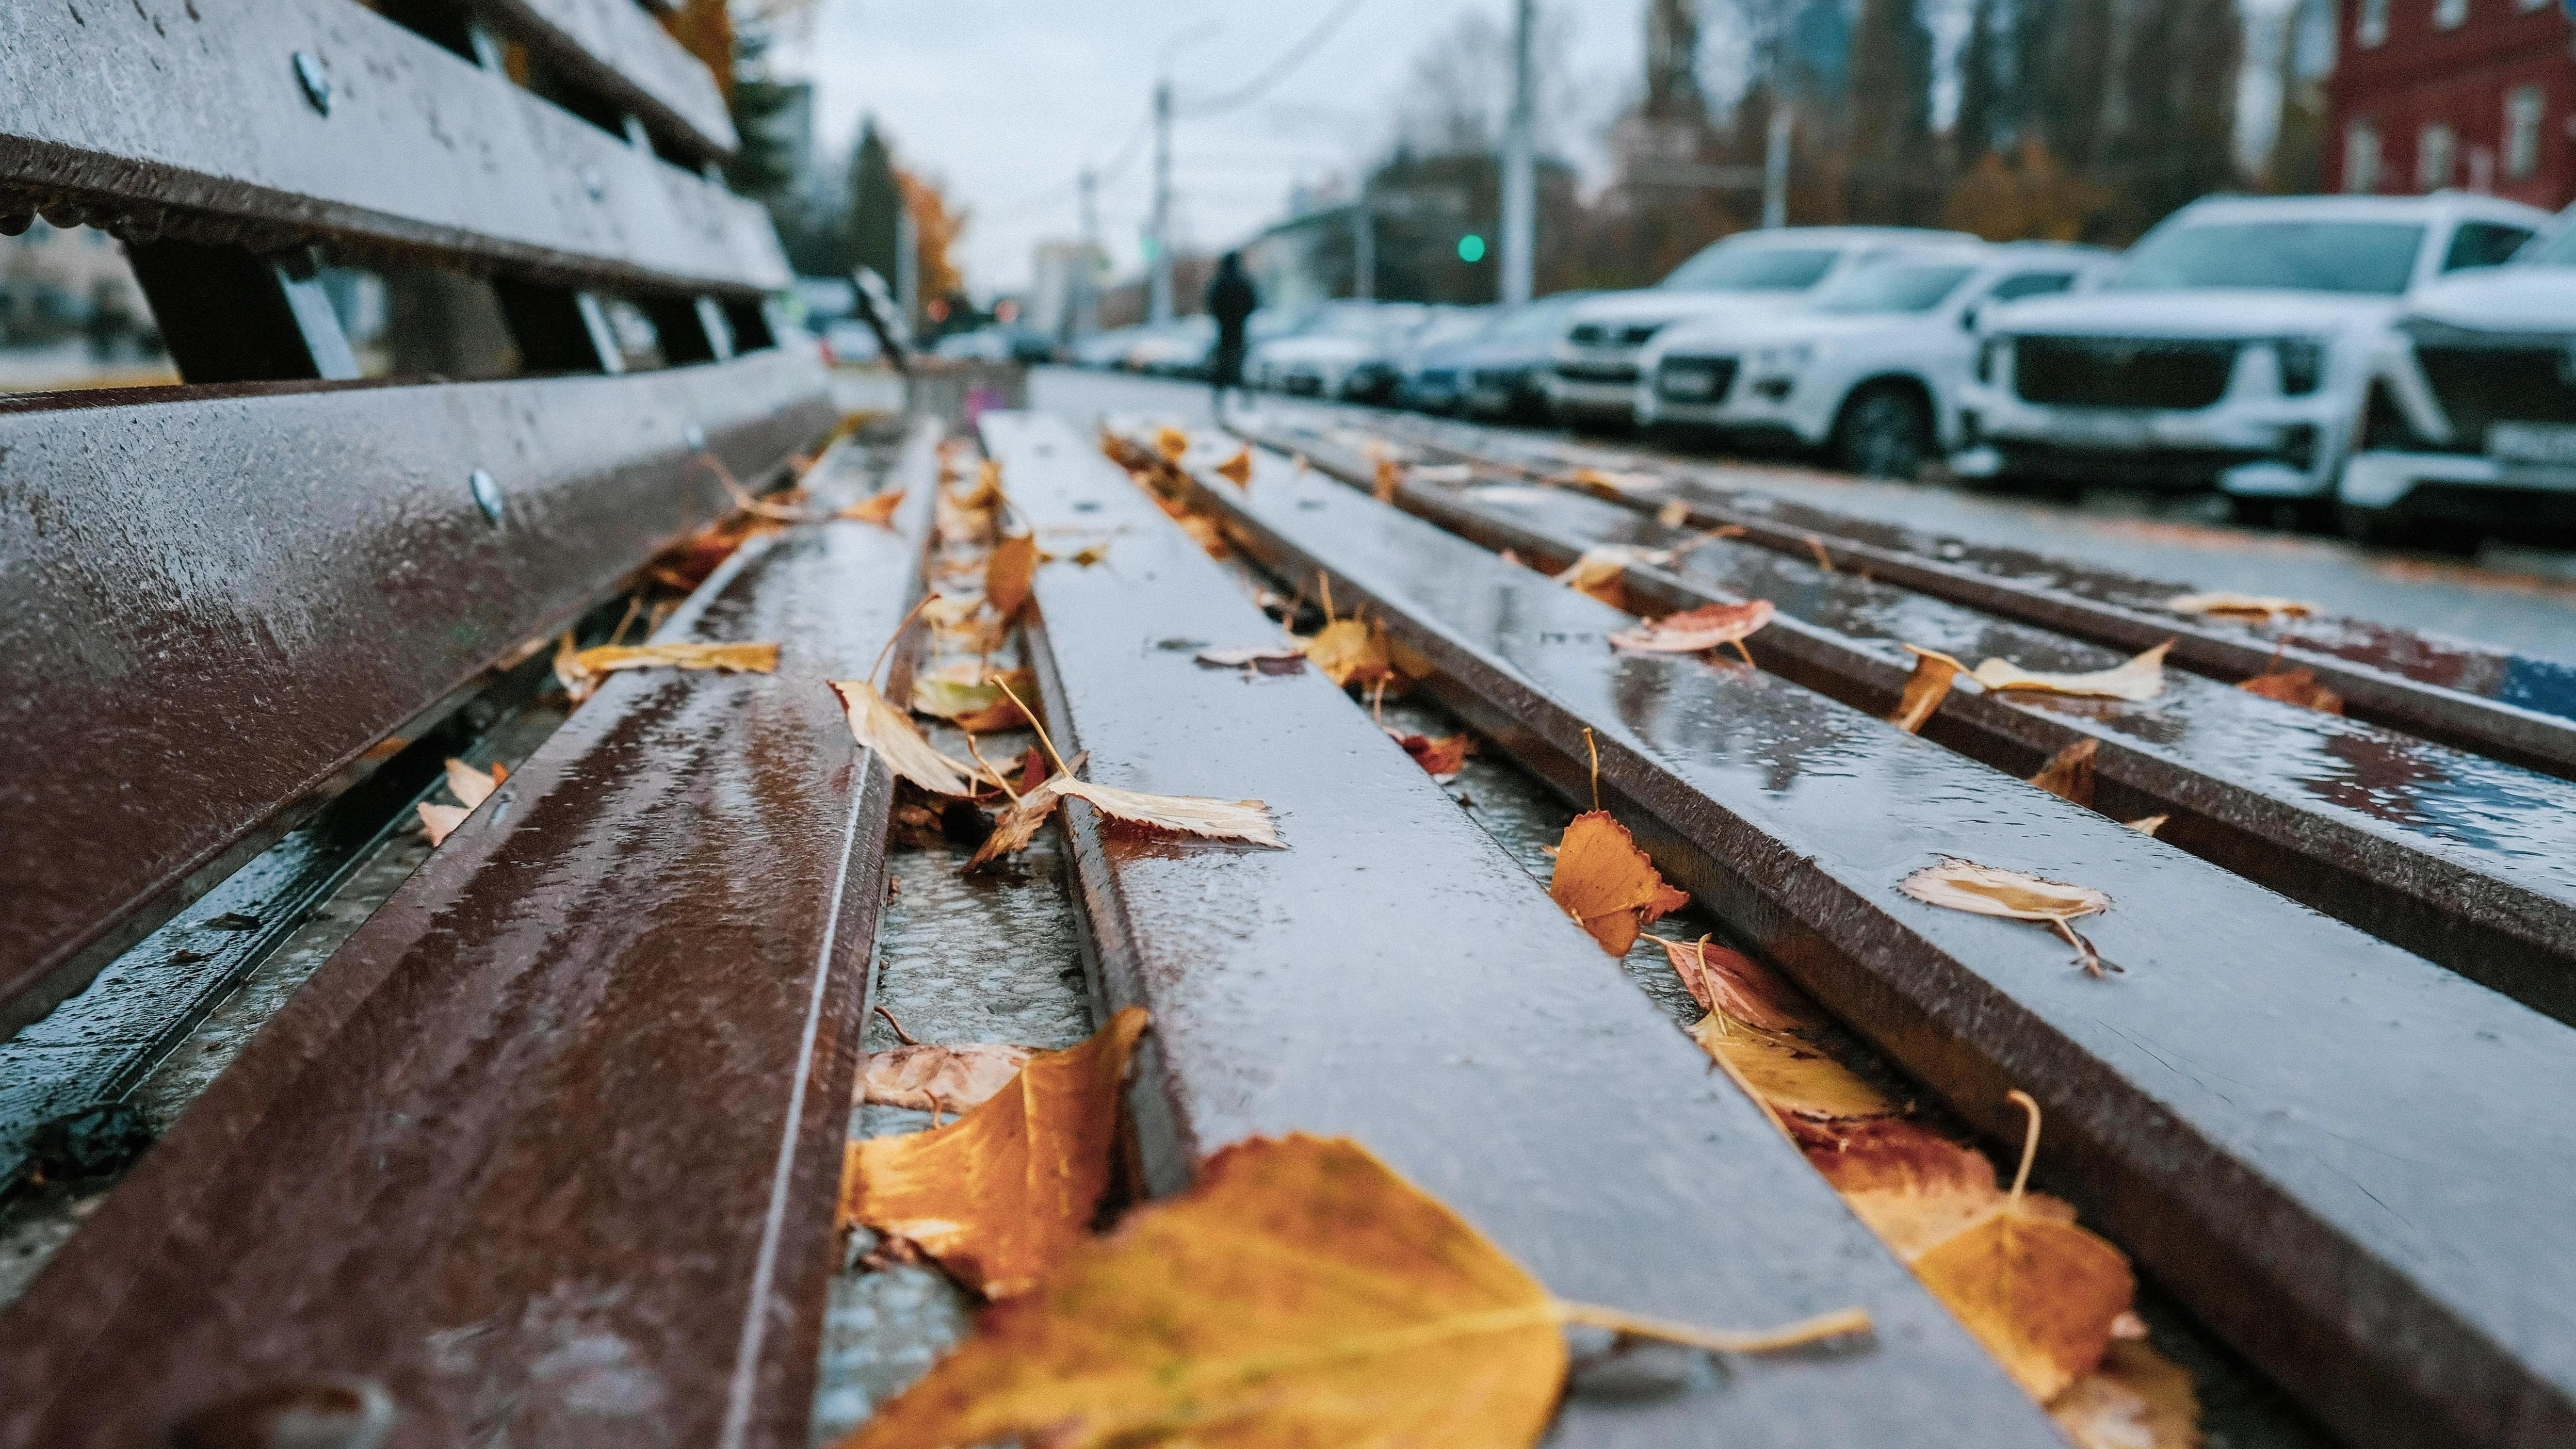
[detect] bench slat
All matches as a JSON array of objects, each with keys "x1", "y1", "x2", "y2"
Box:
[
  {"x1": 481, "y1": 0, "x2": 740, "y2": 160},
  {"x1": 1170, "y1": 433, "x2": 2576, "y2": 1449},
  {"x1": 0, "y1": 429, "x2": 936, "y2": 1449},
  {"x1": 982, "y1": 412, "x2": 2065, "y2": 1448},
  {"x1": 0, "y1": 350, "x2": 830, "y2": 1028},
  {"x1": 0, "y1": 0, "x2": 784, "y2": 293},
  {"x1": 1270, "y1": 428, "x2": 2576, "y2": 1027}
]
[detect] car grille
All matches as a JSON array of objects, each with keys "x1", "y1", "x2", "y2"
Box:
[
  {"x1": 1655, "y1": 356, "x2": 1739, "y2": 404},
  {"x1": 2417, "y1": 343, "x2": 2576, "y2": 452},
  {"x1": 2014, "y1": 336, "x2": 2239, "y2": 410},
  {"x1": 1567, "y1": 322, "x2": 1664, "y2": 348},
  {"x1": 1556, "y1": 360, "x2": 1641, "y2": 384}
]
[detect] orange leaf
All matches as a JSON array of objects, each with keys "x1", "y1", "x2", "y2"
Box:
[
  {"x1": 2027, "y1": 738, "x2": 2097, "y2": 806},
  {"x1": 417, "y1": 802, "x2": 470, "y2": 848},
  {"x1": 841, "y1": 1007, "x2": 1149, "y2": 1299},
  {"x1": 1887, "y1": 645, "x2": 1965, "y2": 732},
  {"x1": 986, "y1": 533, "x2": 1039, "y2": 623},
  {"x1": 1913, "y1": 1208, "x2": 2135, "y2": 1402},
  {"x1": 1389, "y1": 729, "x2": 1473, "y2": 781},
  {"x1": 1547, "y1": 811, "x2": 1689, "y2": 956},
  {"x1": 1609, "y1": 600, "x2": 1774, "y2": 655},
  {"x1": 836, "y1": 489, "x2": 907, "y2": 527},
  {"x1": 1655, "y1": 935, "x2": 1819, "y2": 1031},
  {"x1": 1373, "y1": 457, "x2": 1404, "y2": 502},
  {"x1": 1214, "y1": 447, "x2": 1254, "y2": 486},
  {"x1": 1303, "y1": 617, "x2": 1394, "y2": 689},
  {"x1": 862, "y1": 1043, "x2": 1038, "y2": 1116},
  {"x1": 2238, "y1": 667, "x2": 2343, "y2": 714},
  {"x1": 443, "y1": 757, "x2": 499, "y2": 810},
  {"x1": 1154, "y1": 425, "x2": 1190, "y2": 460}
]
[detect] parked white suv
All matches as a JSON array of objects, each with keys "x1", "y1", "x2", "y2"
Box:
[
  {"x1": 1636, "y1": 241, "x2": 2114, "y2": 477},
  {"x1": 2341, "y1": 211, "x2": 2576, "y2": 545},
  {"x1": 1545, "y1": 226, "x2": 1974, "y2": 428},
  {"x1": 1954, "y1": 193, "x2": 2546, "y2": 524}
]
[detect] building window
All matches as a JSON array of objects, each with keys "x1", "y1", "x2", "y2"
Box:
[
  {"x1": 2419, "y1": 122, "x2": 2458, "y2": 189},
  {"x1": 2347, "y1": 118, "x2": 2382, "y2": 192},
  {"x1": 2358, "y1": 0, "x2": 2388, "y2": 46},
  {"x1": 2434, "y1": 0, "x2": 2469, "y2": 28},
  {"x1": 2507, "y1": 85, "x2": 2547, "y2": 178}
]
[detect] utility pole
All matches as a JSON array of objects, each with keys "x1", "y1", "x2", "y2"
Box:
[
  {"x1": 1075, "y1": 167, "x2": 1102, "y2": 339},
  {"x1": 1499, "y1": 0, "x2": 1536, "y2": 306},
  {"x1": 1352, "y1": 183, "x2": 1374, "y2": 300},
  {"x1": 1149, "y1": 79, "x2": 1175, "y2": 323},
  {"x1": 1762, "y1": 104, "x2": 1791, "y2": 229},
  {"x1": 896, "y1": 201, "x2": 920, "y2": 327}
]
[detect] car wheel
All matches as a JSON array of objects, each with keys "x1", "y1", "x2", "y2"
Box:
[
  {"x1": 2231, "y1": 495, "x2": 2334, "y2": 533},
  {"x1": 1830, "y1": 383, "x2": 1933, "y2": 480}
]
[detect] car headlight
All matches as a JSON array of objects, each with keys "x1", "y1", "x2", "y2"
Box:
[
  {"x1": 1753, "y1": 342, "x2": 1814, "y2": 373},
  {"x1": 2274, "y1": 336, "x2": 2326, "y2": 396},
  {"x1": 1976, "y1": 336, "x2": 2010, "y2": 384}
]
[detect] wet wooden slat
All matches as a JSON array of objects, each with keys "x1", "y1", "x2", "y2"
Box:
[
  {"x1": 0, "y1": 348, "x2": 831, "y2": 1030},
  {"x1": 981, "y1": 411, "x2": 2066, "y2": 1449},
  {"x1": 1251, "y1": 425, "x2": 2576, "y2": 1027},
  {"x1": 0, "y1": 427, "x2": 938, "y2": 1449},
  {"x1": 0, "y1": 0, "x2": 786, "y2": 292},
  {"x1": 481, "y1": 0, "x2": 739, "y2": 159},
  {"x1": 1162, "y1": 432, "x2": 2576, "y2": 1449}
]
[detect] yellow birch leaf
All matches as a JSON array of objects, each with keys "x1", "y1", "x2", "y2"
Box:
[
  {"x1": 2051, "y1": 1339, "x2": 2205, "y2": 1449},
  {"x1": 1687, "y1": 1015, "x2": 1900, "y2": 1121},
  {"x1": 842, "y1": 1007, "x2": 1149, "y2": 1299},
  {"x1": 1548, "y1": 811, "x2": 1689, "y2": 956},
  {"x1": 1972, "y1": 642, "x2": 2172, "y2": 703},
  {"x1": 1888, "y1": 645, "x2": 1967, "y2": 732},
  {"x1": 841, "y1": 1133, "x2": 1869, "y2": 1449},
  {"x1": 828, "y1": 679, "x2": 976, "y2": 795},
  {"x1": 1303, "y1": 617, "x2": 1394, "y2": 689},
  {"x1": 1913, "y1": 1208, "x2": 2135, "y2": 1403},
  {"x1": 987, "y1": 533, "x2": 1039, "y2": 623},
  {"x1": 1214, "y1": 447, "x2": 1254, "y2": 486},
  {"x1": 1154, "y1": 425, "x2": 1190, "y2": 460}
]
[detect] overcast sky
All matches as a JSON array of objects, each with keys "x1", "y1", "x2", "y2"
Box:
[{"x1": 771, "y1": 0, "x2": 2297, "y2": 299}]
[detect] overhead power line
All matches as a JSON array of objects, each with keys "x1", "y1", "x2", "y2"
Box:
[{"x1": 1179, "y1": 0, "x2": 1368, "y2": 118}]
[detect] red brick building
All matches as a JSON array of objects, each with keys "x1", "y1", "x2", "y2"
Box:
[{"x1": 2328, "y1": 0, "x2": 2576, "y2": 211}]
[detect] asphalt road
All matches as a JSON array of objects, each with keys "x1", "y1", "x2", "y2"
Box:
[{"x1": 1030, "y1": 365, "x2": 2576, "y2": 666}]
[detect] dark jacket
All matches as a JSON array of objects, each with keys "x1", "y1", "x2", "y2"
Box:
[{"x1": 1206, "y1": 264, "x2": 1258, "y2": 385}]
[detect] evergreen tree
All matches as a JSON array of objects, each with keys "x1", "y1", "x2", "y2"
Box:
[
  {"x1": 1842, "y1": 0, "x2": 1936, "y2": 223},
  {"x1": 1953, "y1": 0, "x2": 2003, "y2": 168},
  {"x1": 847, "y1": 120, "x2": 904, "y2": 287}
]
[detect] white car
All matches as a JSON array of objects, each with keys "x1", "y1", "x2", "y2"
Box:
[
  {"x1": 1954, "y1": 192, "x2": 2547, "y2": 524},
  {"x1": 1637, "y1": 241, "x2": 2114, "y2": 478},
  {"x1": 2342, "y1": 214, "x2": 2576, "y2": 545},
  {"x1": 1545, "y1": 225, "x2": 1976, "y2": 428},
  {"x1": 1250, "y1": 303, "x2": 1432, "y2": 398}
]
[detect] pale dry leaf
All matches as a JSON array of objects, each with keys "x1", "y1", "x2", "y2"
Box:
[
  {"x1": 2126, "y1": 815, "x2": 2169, "y2": 837},
  {"x1": 1972, "y1": 642, "x2": 2172, "y2": 703},
  {"x1": 1609, "y1": 600, "x2": 1774, "y2": 655},
  {"x1": 417, "y1": 802, "x2": 471, "y2": 848},
  {"x1": 1656, "y1": 498, "x2": 1691, "y2": 528},
  {"x1": 2027, "y1": 739, "x2": 2098, "y2": 806},
  {"x1": 560, "y1": 640, "x2": 782, "y2": 691},
  {"x1": 836, "y1": 490, "x2": 907, "y2": 527},
  {"x1": 966, "y1": 751, "x2": 1090, "y2": 870},
  {"x1": 1057, "y1": 778, "x2": 1285, "y2": 849},
  {"x1": 1899, "y1": 858, "x2": 2114, "y2": 976},
  {"x1": 1887, "y1": 646, "x2": 1967, "y2": 732},
  {"x1": 444, "y1": 758, "x2": 499, "y2": 810},
  {"x1": 2165, "y1": 591, "x2": 2311, "y2": 621},
  {"x1": 862, "y1": 1043, "x2": 1038, "y2": 1115},
  {"x1": 828, "y1": 679, "x2": 976, "y2": 795}
]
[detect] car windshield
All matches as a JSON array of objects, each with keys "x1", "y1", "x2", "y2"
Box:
[
  {"x1": 1493, "y1": 298, "x2": 1584, "y2": 340},
  {"x1": 2520, "y1": 225, "x2": 2576, "y2": 266},
  {"x1": 1808, "y1": 263, "x2": 1979, "y2": 314},
  {"x1": 1660, "y1": 245, "x2": 1843, "y2": 292},
  {"x1": 2104, "y1": 219, "x2": 2427, "y2": 295}
]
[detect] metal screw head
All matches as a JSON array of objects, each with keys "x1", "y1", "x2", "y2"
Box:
[
  {"x1": 469, "y1": 469, "x2": 504, "y2": 526},
  {"x1": 579, "y1": 165, "x2": 606, "y2": 201},
  {"x1": 292, "y1": 52, "x2": 332, "y2": 116},
  {"x1": 682, "y1": 423, "x2": 707, "y2": 450}
]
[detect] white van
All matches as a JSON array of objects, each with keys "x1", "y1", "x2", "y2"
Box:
[{"x1": 1953, "y1": 193, "x2": 2546, "y2": 525}]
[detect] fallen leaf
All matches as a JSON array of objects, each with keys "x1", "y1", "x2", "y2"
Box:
[
  {"x1": 1656, "y1": 936, "x2": 1819, "y2": 1031},
  {"x1": 2126, "y1": 815, "x2": 2168, "y2": 837},
  {"x1": 837, "y1": 490, "x2": 907, "y2": 527},
  {"x1": 444, "y1": 758, "x2": 499, "y2": 810},
  {"x1": 841, "y1": 1133, "x2": 1870, "y2": 1449},
  {"x1": 1195, "y1": 644, "x2": 1308, "y2": 673},
  {"x1": 1303, "y1": 617, "x2": 1394, "y2": 689},
  {"x1": 1915, "y1": 1208, "x2": 2135, "y2": 1402},
  {"x1": 1057, "y1": 778, "x2": 1285, "y2": 849},
  {"x1": 2050, "y1": 1339, "x2": 2203, "y2": 1449},
  {"x1": 862, "y1": 1043, "x2": 1039, "y2": 1115},
  {"x1": 2027, "y1": 739, "x2": 2097, "y2": 806},
  {"x1": 966, "y1": 751, "x2": 1091, "y2": 870},
  {"x1": 1690, "y1": 1015, "x2": 1899, "y2": 1121},
  {"x1": 1373, "y1": 457, "x2": 1405, "y2": 502},
  {"x1": 1972, "y1": 642, "x2": 2172, "y2": 703},
  {"x1": 2166, "y1": 591, "x2": 2311, "y2": 621},
  {"x1": 1388, "y1": 729, "x2": 1473, "y2": 782},
  {"x1": 1410, "y1": 463, "x2": 1475, "y2": 486},
  {"x1": 559, "y1": 641, "x2": 781, "y2": 695},
  {"x1": 1609, "y1": 599, "x2": 1775, "y2": 656},
  {"x1": 1552, "y1": 546, "x2": 1645, "y2": 607},
  {"x1": 417, "y1": 802, "x2": 469, "y2": 847},
  {"x1": 829, "y1": 679, "x2": 976, "y2": 795},
  {"x1": 2238, "y1": 667, "x2": 2343, "y2": 714},
  {"x1": 841, "y1": 1008, "x2": 1149, "y2": 1298},
  {"x1": 1568, "y1": 466, "x2": 1663, "y2": 496},
  {"x1": 1657, "y1": 498, "x2": 1691, "y2": 528},
  {"x1": 1548, "y1": 811, "x2": 1689, "y2": 956},
  {"x1": 1214, "y1": 447, "x2": 1254, "y2": 486},
  {"x1": 1899, "y1": 858, "x2": 2114, "y2": 977},
  {"x1": 986, "y1": 534, "x2": 1039, "y2": 623},
  {"x1": 1887, "y1": 646, "x2": 1967, "y2": 732},
  {"x1": 1154, "y1": 425, "x2": 1190, "y2": 460}
]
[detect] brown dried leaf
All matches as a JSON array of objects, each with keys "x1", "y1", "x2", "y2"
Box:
[
  {"x1": 1214, "y1": 447, "x2": 1254, "y2": 486},
  {"x1": 1609, "y1": 600, "x2": 1774, "y2": 655},
  {"x1": 1303, "y1": 617, "x2": 1395, "y2": 689},
  {"x1": 828, "y1": 679, "x2": 976, "y2": 795},
  {"x1": 862, "y1": 1043, "x2": 1038, "y2": 1115},
  {"x1": 2027, "y1": 739, "x2": 2097, "y2": 807},
  {"x1": 2051, "y1": 1340, "x2": 2204, "y2": 1449},
  {"x1": 1656, "y1": 936, "x2": 1820, "y2": 1031},
  {"x1": 1154, "y1": 425, "x2": 1190, "y2": 460},
  {"x1": 2165, "y1": 591, "x2": 2311, "y2": 621},
  {"x1": 2238, "y1": 667, "x2": 2343, "y2": 714},
  {"x1": 560, "y1": 640, "x2": 781, "y2": 691},
  {"x1": 1914, "y1": 1208, "x2": 2135, "y2": 1402},
  {"x1": 1972, "y1": 642, "x2": 2172, "y2": 703},
  {"x1": 1552, "y1": 546, "x2": 1646, "y2": 607},
  {"x1": 1899, "y1": 858, "x2": 2112, "y2": 975},
  {"x1": 841, "y1": 1007, "x2": 1148, "y2": 1298},
  {"x1": 1373, "y1": 457, "x2": 1405, "y2": 502},
  {"x1": 836, "y1": 490, "x2": 908, "y2": 528},
  {"x1": 1548, "y1": 811, "x2": 1689, "y2": 956},
  {"x1": 1388, "y1": 729, "x2": 1474, "y2": 782},
  {"x1": 986, "y1": 533, "x2": 1039, "y2": 623},
  {"x1": 966, "y1": 752, "x2": 1091, "y2": 870},
  {"x1": 1057, "y1": 779, "x2": 1285, "y2": 849},
  {"x1": 1887, "y1": 645, "x2": 1967, "y2": 732}
]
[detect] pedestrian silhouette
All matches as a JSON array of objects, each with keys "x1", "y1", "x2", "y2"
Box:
[{"x1": 1206, "y1": 251, "x2": 1258, "y2": 414}]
